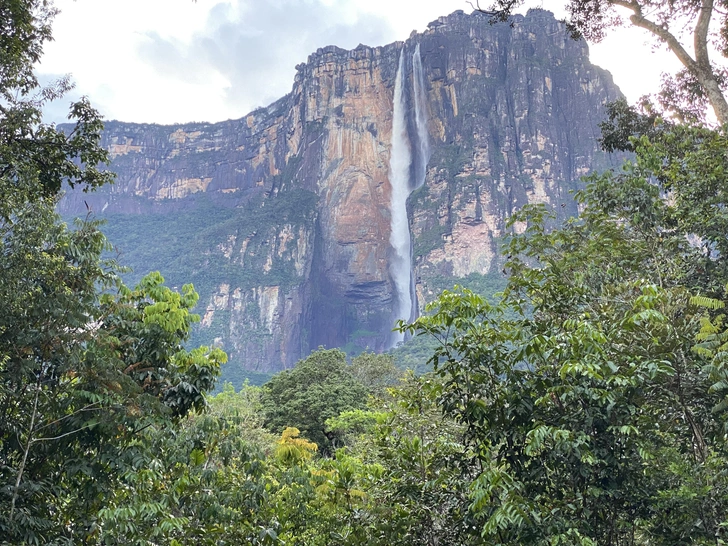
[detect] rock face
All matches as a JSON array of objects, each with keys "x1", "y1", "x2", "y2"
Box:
[{"x1": 60, "y1": 9, "x2": 622, "y2": 374}]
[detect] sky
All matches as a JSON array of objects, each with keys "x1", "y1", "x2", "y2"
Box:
[{"x1": 38, "y1": 0, "x2": 683, "y2": 125}]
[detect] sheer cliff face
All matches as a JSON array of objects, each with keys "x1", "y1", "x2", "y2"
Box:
[{"x1": 60, "y1": 9, "x2": 622, "y2": 373}]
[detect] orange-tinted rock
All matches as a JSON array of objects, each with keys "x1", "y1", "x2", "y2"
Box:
[{"x1": 59, "y1": 9, "x2": 622, "y2": 373}]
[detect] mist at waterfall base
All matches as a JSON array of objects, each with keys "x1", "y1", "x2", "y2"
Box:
[{"x1": 388, "y1": 44, "x2": 431, "y2": 348}]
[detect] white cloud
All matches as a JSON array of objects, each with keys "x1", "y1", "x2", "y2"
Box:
[{"x1": 38, "y1": 0, "x2": 686, "y2": 124}]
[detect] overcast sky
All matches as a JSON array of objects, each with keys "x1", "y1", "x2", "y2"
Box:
[{"x1": 38, "y1": 0, "x2": 682, "y2": 125}]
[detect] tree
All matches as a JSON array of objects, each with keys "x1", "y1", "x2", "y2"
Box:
[
  {"x1": 261, "y1": 348, "x2": 368, "y2": 454},
  {"x1": 0, "y1": 219, "x2": 226, "y2": 542},
  {"x1": 364, "y1": 373, "x2": 478, "y2": 545},
  {"x1": 348, "y1": 351, "x2": 401, "y2": 395},
  {"x1": 0, "y1": 2, "x2": 226, "y2": 542},
  {"x1": 477, "y1": 0, "x2": 728, "y2": 123},
  {"x1": 97, "y1": 384, "x2": 279, "y2": 545},
  {"x1": 401, "y1": 123, "x2": 728, "y2": 543},
  {"x1": 0, "y1": 2, "x2": 113, "y2": 208}
]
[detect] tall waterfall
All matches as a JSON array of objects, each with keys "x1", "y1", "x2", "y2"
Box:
[
  {"x1": 388, "y1": 50, "x2": 412, "y2": 346},
  {"x1": 412, "y1": 44, "x2": 430, "y2": 190},
  {"x1": 388, "y1": 44, "x2": 430, "y2": 347}
]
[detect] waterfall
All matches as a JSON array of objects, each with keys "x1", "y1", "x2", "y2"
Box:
[
  {"x1": 388, "y1": 49, "x2": 413, "y2": 346},
  {"x1": 388, "y1": 44, "x2": 430, "y2": 347},
  {"x1": 412, "y1": 44, "x2": 431, "y2": 190}
]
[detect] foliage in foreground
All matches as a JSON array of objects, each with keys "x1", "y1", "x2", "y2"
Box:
[
  {"x1": 0, "y1": 201, "x2": 225, "y2": 542},
  {"x1": 400, "y1": 122, "x2": 728, "y2": 545},
  {"x1": 91, "y1": 373, "x2": 479, "y2": 546},
  {"x1": 0, "y1": 2, "x2": 226, "y2": 542},
  {"x1": 5, "y1": 1, "x2": 728, "y2": 544}
]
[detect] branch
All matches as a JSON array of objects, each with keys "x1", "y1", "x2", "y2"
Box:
[
  {"x1": 468, "y1": 0, "x2": 519, "y2": 21},
  {"x1": 130, "y1": 422, "x2": 154, "y2": 436},
  {"x1": 10, "y1": 379, "x2": 40, "y2": 521},
  {"x1": 610, "y1": 0, "x2": 728, "y2": 123},
  {"x1": 29, "y1": 423, "x2": 97, "y2": 444},
  {"x1": 694, "y1": 0, "x2": 715, "y2": 71},
  {"x1": 610, "y1": 0, "x2": 699, "y2": 72},
  {"x1": 33, "y1": 402, "x2": 102, "y2": 433}
]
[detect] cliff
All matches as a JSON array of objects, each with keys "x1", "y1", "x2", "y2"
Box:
[{"x1": 60, "y1": 9, "x2": 622, "y2": 375}]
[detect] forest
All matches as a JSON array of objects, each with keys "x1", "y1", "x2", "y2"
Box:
[{"x1": 3, "y1": 0, "x2": 728, "y2": 544}]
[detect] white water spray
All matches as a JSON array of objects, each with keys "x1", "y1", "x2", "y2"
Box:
[
  {"x1": 412, "y1": 44, "x2": 430, "y2": 190},
  {"x1": 388, "y1": 50, "x2": 413, "y2": 346},
  {"x1": 388, "y1": 45, "x2": 430, "y2": 347}
]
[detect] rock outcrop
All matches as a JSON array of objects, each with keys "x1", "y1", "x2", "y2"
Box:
[{"x1": 60, "y1": 9, "x2": 622, "y2": 374}]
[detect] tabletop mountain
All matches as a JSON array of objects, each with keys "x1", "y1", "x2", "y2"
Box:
[{"x1": 60, "y1": 9, "x2": 622, "y2": 375}]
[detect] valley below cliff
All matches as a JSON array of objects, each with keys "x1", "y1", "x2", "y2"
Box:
[{"x1": 60, "y1": 8, "x2": 623, "y2": 379}]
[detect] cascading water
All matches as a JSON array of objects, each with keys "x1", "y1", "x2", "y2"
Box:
[
  {"x1": 388, "y1": 44, "x2": 430, "y2": 347},
  {"x1": 412, "y1": 44, "x2": 430, "y2": 190},
  {"x1": 388, "y1": 49, "x2": 413, "y2": 346}
]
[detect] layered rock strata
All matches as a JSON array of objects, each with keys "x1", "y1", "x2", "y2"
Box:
[{"x1": 60, "y1": 9, "x2": 622, "y2": 373}]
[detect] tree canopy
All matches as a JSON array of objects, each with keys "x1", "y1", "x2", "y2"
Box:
[
  {"x1": 399, "y1": 117, "x2": 728, "y2": 543},
  {"x1": 0, "y1": 1, "x2": 225, "y2": 542},
  {"x1": 261, "y1": 349, "x2": 372, "y2": 454}
]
